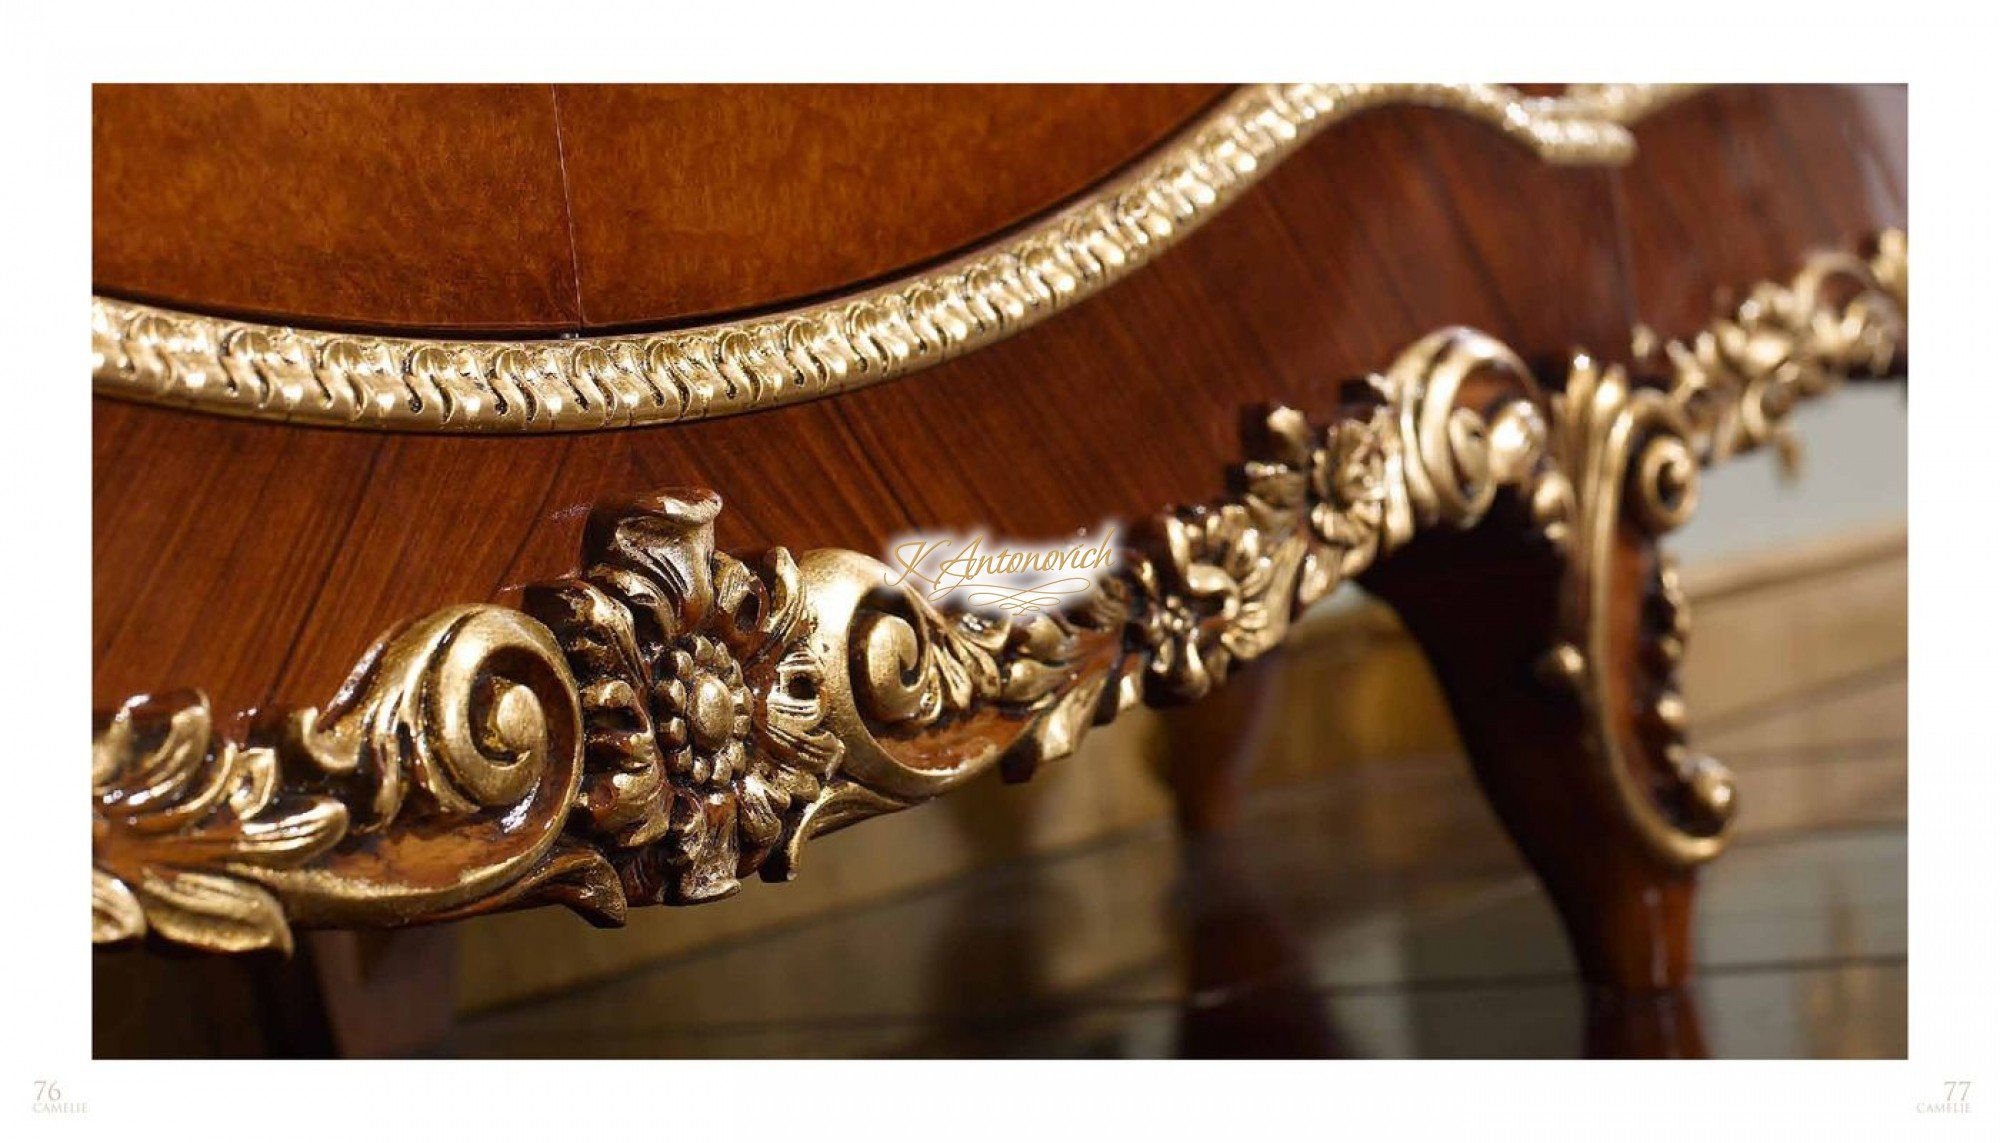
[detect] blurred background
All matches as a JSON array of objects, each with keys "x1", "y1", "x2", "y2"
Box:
[{"x1": 95, "y1": 387, "x2": 1907, "y2": 1059}]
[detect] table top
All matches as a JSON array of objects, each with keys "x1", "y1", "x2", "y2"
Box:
[
  {"x1": 94, "y1": 84, "x2": 1226, "y2": 333},
  {"x1": 91, "y1": 83, "x2": 1907, "y2": 712}
]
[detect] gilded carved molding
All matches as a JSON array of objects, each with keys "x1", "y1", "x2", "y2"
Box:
[
  {"x1": 1537, "y1": 230, "x2": 1906, "y2": 865},
  {"x1": 89, "y1": 83, "x2": 1696, "y2": 435},
  {"x1": 91, "y1": 231, "x2": 1904, "y2": 954}
]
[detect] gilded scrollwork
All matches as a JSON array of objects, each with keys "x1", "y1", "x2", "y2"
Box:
[
  {"x1": 849, "y1": 603, "x2": 1006, "y2": 731},
  {"x1": 93, "y1": 692, "x2": 346, "y2": 954},
  {"x1": 1637, "y1": 230, "x2": 1907, "y2": 471},
  {"x1": 1120, "y1": 330, "x2": 1561, "y2": 710},
  {"x1": 91, "y1": 231, "x2": 1906, "y2": 952},
  {"x1": 94, "y1": 605, "x2": 588, "y2": 952},
  {"x1": 1542, "y1": 229, "x2": 1907, "y2": 866}
]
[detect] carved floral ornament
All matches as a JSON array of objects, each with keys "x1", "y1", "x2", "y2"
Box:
[{"x1": 92, "y1": 232, "x2": 1906, "y2": 954}]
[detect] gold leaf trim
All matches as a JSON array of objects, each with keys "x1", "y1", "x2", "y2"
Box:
[{"x1": 89, "y1": 83, "x2": 1696, "y2": 434}]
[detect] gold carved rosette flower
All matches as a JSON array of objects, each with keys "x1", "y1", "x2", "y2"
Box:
[
  {"x1": 524, "y1": 492, "x2": 841, "y2": 904},
  {"x1": 1311, "y1": 413, "x2": 1393, "y2": 566},
  {"x1": 1123, "y1": 407, "x2": 1335, "y2": 706}
]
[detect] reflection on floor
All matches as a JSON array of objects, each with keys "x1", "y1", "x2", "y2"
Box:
[{"x1": 437, "y1": 665, "x2": 1907, "y2": 1059}]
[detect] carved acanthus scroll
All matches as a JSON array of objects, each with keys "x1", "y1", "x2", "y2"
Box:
[
  {"x1": 94, "y1": 607, "x2": 587, "y2": 952},
  {"x1": 1540, "y1": 230, "x2": 1907, "y2": 864},
  {"x1": 92, "y1": 231, "x2": 1907, "y2": 953}
]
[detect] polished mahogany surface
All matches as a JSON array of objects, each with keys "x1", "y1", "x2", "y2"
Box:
[
  {"x1": 93, "y1": 86, "x2": 580, "y2": 334},
  {"x1": 552, "y1": 84, "x2": 1228, "y2": 327},
  {"x1": 90, "y1": 85, "x2": 1905, "y2": 735},
  {"x1": 92, "y1": 84, "x2": 1226, "y2": 332}
]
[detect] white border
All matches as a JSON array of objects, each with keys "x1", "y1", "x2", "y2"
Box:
[{"x1": 7, "y1": 3, "x2": 1992, "y2": 1139}]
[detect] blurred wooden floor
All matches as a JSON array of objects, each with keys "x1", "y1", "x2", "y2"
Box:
[{"x1": 433, "y1": 659, "x2": 1907, "y2": 1059}]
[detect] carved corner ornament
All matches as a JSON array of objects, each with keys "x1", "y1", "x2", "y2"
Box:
[{"x1": 92, "y1": 231, "x2": 1906, "y2": 954}]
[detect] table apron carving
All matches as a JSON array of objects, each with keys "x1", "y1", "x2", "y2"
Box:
[{"x1": 91, "y1": 231, "x2": 1907, "y2": 956}]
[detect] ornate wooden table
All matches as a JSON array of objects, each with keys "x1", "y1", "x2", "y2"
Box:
[{"x1": 91, "y1": 83, "x2": 1907, "y2": 1055}]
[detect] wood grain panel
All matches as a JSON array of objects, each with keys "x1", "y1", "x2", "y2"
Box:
[
  {"x1": 92, "y1": 404, "x2": 384, "y2": 721},
  {"x1": 555, "y1": 84, "x2": 1227, "y2": 327},
  {"x1": 92, "y1": 84, "x2": 1224, "y2": 333},
  {"x1": 91, "y1": 405, "x2": 926, "y2": 713},
  {"x1": 1612, "y1": 84, "x2": 1908, "y2": 339},
  {"x1": 93, "y1": 85, "x2": 581, "y2": 334}
]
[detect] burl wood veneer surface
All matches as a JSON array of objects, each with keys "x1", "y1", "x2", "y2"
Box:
[
  {"x1": 90, "y1": 86, "x2": 1906, "y2": 728},
  {"x1": 92, "y1": 84, "x2": 1225, "y2": 332}
]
